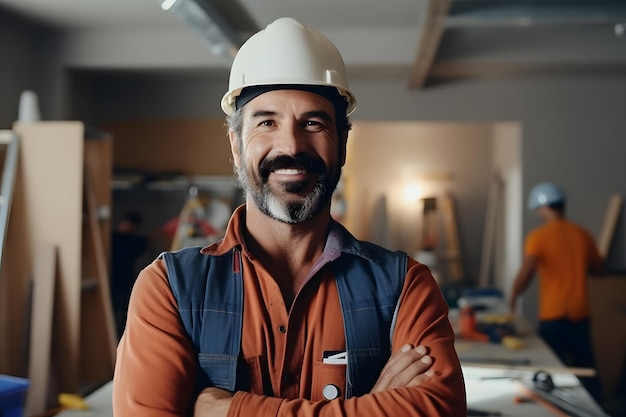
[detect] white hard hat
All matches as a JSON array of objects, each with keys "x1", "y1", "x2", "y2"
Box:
[
  {"x1": 528, "y1": 182, "x2": 566, "y2": 210},
  {"x1": 221, "y1": 17, "x2": 356, "y2": 116}
]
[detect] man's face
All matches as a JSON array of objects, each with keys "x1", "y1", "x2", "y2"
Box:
[
  {"x1": 535, "y1": 205, "x2": 552, "y2": 222},
  {"x1": 230, "y1": 89, "x2": 346, "y2": 224}
]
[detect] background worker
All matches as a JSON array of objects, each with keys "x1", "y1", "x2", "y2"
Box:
[
  {"x1": 113, "y1": 17, "x2": 466, "y2": 417},
  {"x1": 509, "y1": 181, "x2": 604, "y2": 402},
  {"x1": 110, "y1": 211, "x2": 148, "y2": 338}
]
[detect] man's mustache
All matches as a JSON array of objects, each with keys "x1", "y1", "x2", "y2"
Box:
[{"x1": 259, "y1": 154, "x2": 326, "y2": 178}]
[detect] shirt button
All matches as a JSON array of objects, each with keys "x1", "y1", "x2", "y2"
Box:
[
  {"x1": 323, "y1": 384, "x2": 341, "y2": 400},
  {"x1": 278, "y1": 325, "x2": 286, "y2": 333}
]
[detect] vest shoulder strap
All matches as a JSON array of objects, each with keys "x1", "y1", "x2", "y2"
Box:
[
  {"x1": 162, "y1": 247, "x2": 243, "y2": 392},
  {"x1": 334, "y1": 246, "x2": 407, "y2": 397}
]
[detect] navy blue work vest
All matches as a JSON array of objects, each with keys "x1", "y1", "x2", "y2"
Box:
[{"x1": 163, "y1": 243, "x2": 407, "y2": 399}]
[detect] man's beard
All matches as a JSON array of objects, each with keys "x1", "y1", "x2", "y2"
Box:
[{"x1": 236, "y1": 152, "x2": 340, "y2": 224}]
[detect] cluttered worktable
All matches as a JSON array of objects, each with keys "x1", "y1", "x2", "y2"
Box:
[
  {"x1": 458, "y1": 326, "x2": 607, "y2": 416},
  {"x1": 452, "y1": 288, "x2": 609, "y2": 417}
]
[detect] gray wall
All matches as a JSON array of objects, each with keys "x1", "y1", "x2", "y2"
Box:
[
  {"x1": 0, "y1": 12, "x2": 64, "y2": 127},
  {"x1": 0, "y1": 12, "x2": 43, "y2": 127}
]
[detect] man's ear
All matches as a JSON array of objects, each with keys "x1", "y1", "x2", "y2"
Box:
[{"x1": 229, "y1": 130, "x2": 240, "y2": 168}]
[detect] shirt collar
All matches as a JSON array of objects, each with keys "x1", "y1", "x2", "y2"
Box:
[{"x1": 201, "y1": 204, "x2": 381, "y2": 264}]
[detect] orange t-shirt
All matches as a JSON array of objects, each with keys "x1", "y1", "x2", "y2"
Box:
[
  {"x1": 113, "y1": 206, "x2": 466, "y2": 417},
  {"x1": 525, "y1": 219, "x2": 603, "y2": 321}
]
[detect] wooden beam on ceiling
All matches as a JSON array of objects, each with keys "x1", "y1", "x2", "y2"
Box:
[
  {"x1": 409, "y1": 0, "x2": 452, "y2": 89},
  {"x1": 428, "y1": 61, "x2": 626, "y2": 80}
]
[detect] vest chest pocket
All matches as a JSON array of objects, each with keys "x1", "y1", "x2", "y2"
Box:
[
  {"x1": 197, "y1": 353, "x2": 238, "y2": 391},
  {"x1": 312, "y1": 361, "x2": 347, "y2": 401},
  {"x1": 198, "y1": 354, "x2": 271, "y2": 395}
]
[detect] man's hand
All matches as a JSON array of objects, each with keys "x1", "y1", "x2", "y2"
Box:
[
  {"x1": 371, "y1": 344, "x2": 434, "y2": 393},
  {"x1": 194, "y1": 387, "x2": 233, "y2": 417}
]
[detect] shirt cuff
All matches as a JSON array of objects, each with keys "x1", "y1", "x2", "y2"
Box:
[{"x1": 227, "y1": 391, "x2": 284, "y2": 417}]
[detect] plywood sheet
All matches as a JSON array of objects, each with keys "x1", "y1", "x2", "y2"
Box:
[
  {"x1": 4, "y1": 122, "x2": 84, "y2": 391},
  {"x1": 26, "y1": 245, "x2": 57, "y2": 416},
  {"x1": 588, "y1": 276, "x2": 626, "y2": 401},
  {"x1": 597, "y1": 194, "x2": 623, "y2": 259}
]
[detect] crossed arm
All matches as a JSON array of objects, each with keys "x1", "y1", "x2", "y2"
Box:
[{"x1": 195, "y1": 344, "x2": 435, "y2": 416}]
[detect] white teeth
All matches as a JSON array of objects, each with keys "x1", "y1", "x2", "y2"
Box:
[{"x1": 274, "y1": 168, "x2": 305, "y2": 175}]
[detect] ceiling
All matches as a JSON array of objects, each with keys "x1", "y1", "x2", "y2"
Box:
[{"x1": 1, "y1": 0, "x2": 625, "y2": 87}]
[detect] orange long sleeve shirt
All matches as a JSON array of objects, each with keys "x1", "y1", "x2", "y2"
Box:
[
  {"x1": 525, "y1": 218, "x2": 603, "y2": 321},
  {"x1": 113, "y1": 206, "x2": 466, "y2": 416}
]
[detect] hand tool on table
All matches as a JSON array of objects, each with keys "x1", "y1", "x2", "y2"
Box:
[{"x1": 516, "y1": 371, "x2": 610, "y2": 417}]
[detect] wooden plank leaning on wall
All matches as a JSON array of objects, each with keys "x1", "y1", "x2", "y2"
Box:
[{"x1": 589, "y1": 192, "x2": 626, "y2": 402}]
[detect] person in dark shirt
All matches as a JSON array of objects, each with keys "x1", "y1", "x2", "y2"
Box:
[{"x1": 111, "y1": 211, "x2": 149, "y2": 338}]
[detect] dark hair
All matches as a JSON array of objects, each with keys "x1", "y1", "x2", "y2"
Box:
[{"x1": 547, "y1": 201, "x2": 566, "y2": 213}]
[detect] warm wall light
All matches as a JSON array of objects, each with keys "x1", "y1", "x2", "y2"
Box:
[{"x1": 403, "y1": 183, "x2": 423, "y2": 204}]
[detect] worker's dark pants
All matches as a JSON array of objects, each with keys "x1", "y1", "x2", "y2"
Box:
[{"x1": 539, "y1": 318, "x2": 603, "y2": 404}]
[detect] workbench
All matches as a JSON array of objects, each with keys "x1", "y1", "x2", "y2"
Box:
[
  {"x1": 457, "y1": 315, "x2": 608, "y2": 416},
  {"x1": 54, "y1": 322, "x2": 608, "y2": 417}
]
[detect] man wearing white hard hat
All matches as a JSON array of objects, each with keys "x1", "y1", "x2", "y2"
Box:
[
  {"x1": 509, "y1": 181, "x2": 604, "y2": 402},
  {"x1": 113, "y1": 17, "x2": 466, "y2": 417}
]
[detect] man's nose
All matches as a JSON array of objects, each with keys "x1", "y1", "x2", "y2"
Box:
[{"x1": 274, "y1": 123, "x2": 307, "y2": 155}]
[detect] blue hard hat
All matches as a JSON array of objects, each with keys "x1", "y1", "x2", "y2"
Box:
[{"x1": 528, "y1": 182, "x2": 566, "y2": 210}]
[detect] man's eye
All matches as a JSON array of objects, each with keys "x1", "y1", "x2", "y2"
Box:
[
  {"x1": 260, "y1": 120, "x2": 274, "y2": 127},
  {"x1": 305, "y1": 120, "x2": 324, "y2": 128}
]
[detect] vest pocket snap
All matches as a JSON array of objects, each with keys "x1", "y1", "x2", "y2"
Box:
[
  {"x1": 322, "y1": 384, "x2": 341, "y2": 400},
  {"x1": 312, "y1": 360, "x2": 346, "y2": 401}
]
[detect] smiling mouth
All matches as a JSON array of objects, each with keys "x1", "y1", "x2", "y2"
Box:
[
  {"x1": 260, "y1": 154, "x2": 324, "y2": 180},
  {"x1": 273, "y1": 168, "x2": 307, "y2": 175}
]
